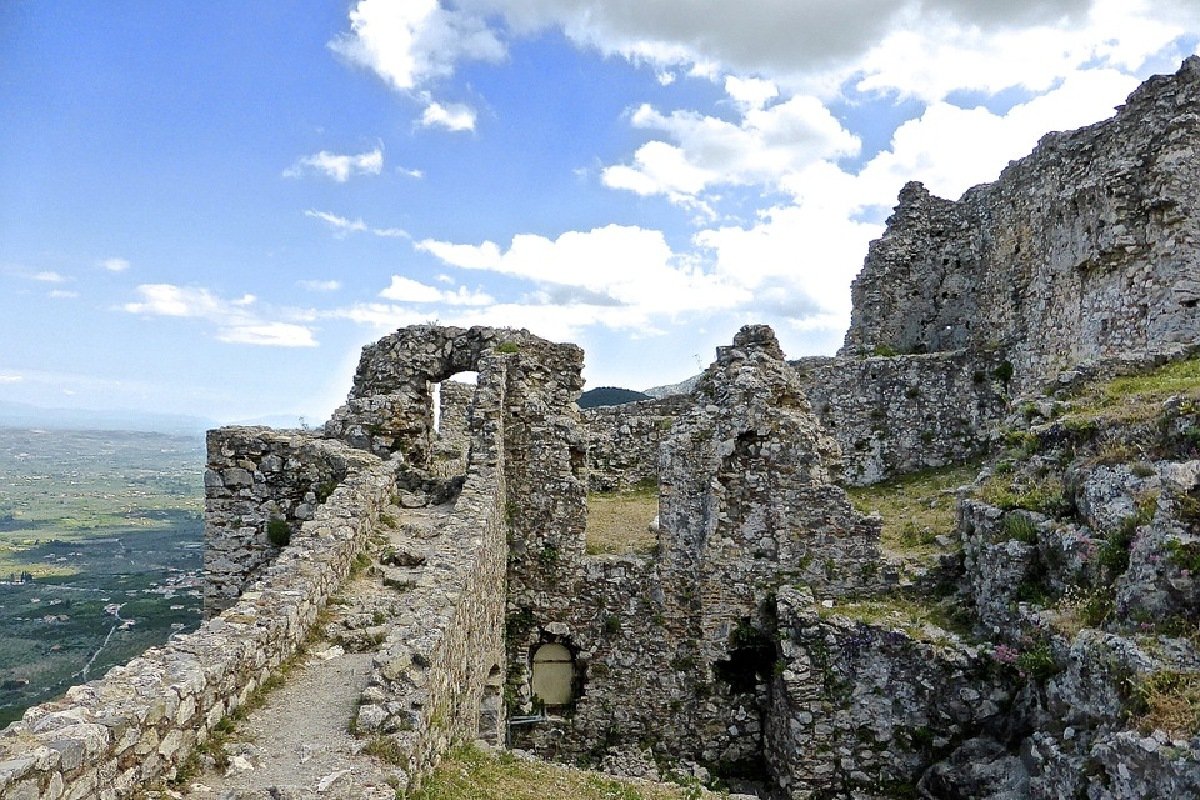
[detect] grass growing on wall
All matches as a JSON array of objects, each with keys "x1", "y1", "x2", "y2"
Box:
[
  {"x1": 844, "y1": 461, "x2": 980, "y2": 564},
  {"x1": 1062, "y1": 356, "x2": 1200, "y2": 423},
  {"x1": 585, "y1": 486, "x2": 659, "y2": 556},
  {"x1": 409, "y1": 746, "x2": 711, "y2": 800}
]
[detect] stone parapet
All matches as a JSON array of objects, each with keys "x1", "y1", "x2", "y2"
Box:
[{"x1": 203, "y1": 427, "x2": 381, "y2": 616}]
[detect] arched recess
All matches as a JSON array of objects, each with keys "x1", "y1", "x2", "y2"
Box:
[{"x1": 531, "y1": 643, "x2": 575, "y2": 709}]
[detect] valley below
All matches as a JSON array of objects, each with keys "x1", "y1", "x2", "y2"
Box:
[{"x1": 0, "y1": 427, "x2": 205, "y2": 726}]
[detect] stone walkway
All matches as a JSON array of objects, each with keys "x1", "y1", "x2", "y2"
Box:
[{"x1": 165, "y1": 499, "x2": 454, "y2": 800}]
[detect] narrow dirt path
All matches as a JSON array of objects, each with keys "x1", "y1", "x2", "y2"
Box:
[{"x1": 171, "y1": 498, "x2": 454, "y2": 800}]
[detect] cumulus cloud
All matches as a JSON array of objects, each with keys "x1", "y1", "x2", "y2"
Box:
[
  {"x1": 330, "y1": 0, "x2": 505, "y2": 91},
  {"x1": 602, "y1": 95, "x2": 859, "y2": 204},
  {"x1": 444, "y1": 0, "x2": 1108, "y2": 87},
  {"x1": 284, "y1": 147, "x2": 383, "y2": 181},
  {"x1": 31, "y1": 271, "x2": 67, "y2": 283},
  {"x1": 48, "y1": 290, "x2": 79, "y2": 299},
  {"x1": 0, "y1": 374, "x2": 23, "y2": 384},
  {"x1": 100, "y1": 257, "x2": 130, "y2": 272},
  {"x1": 418, "y1": 224, "x2": 749, "y2": 319},
  {"x1": 850, "y1": 67, "x2": 1142, "y2": 203},
  {"x1": 123, "y1": 284, "x2": 317, "y2": 347},
  {"x1": 379, "y1": 275, "x2": 494, "y2": 306},
  {"x1": 420, "y1": 101, "x2": 477, "y2": 132}
]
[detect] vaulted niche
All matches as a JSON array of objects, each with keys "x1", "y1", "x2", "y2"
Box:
[{"x1": 531, "y1": 643, "x2": 575, "y2": 708}]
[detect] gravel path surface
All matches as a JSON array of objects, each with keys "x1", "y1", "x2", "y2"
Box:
[{"x1": 172, "y1": 499, "x2": 452, "y2": 800}]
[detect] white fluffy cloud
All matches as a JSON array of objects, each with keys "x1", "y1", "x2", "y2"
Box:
[
  {"x1": 418, "y1": 224, "x2": 746, "y2": 314},
  {"x1": 602, "y1": 95, "x2": 859, "y2": 203},
  {"x1": 380, "y1": 275, "x2": 494, "y2": 306},
  {"x1": 31, "y1": 271, "x2": 67, "y2": 283},
  {"x1": 123, "y1": 284, "x2": 317, "y2": 347},
  {"x1": 445, "y1": 0, "x2": 1115, "y2": 86},
  {"x1": 0, "y1": 374, "x2": 24, "y2": 384},
  {"x1": 851, "y1": 67, "x2": 1142, "y2": 204},
  {"x1": 420, "y1": 101, "x2": 477, "y2": 132},
  {"x1": 100, "y1": 257, "x2": 130, "y2": 272},
  {"x1": 284, "y1": 147, "x2": 383, "y2": 182},
  {"x1": 330, "y1": 0, "x2": 504, "y2": 91}
]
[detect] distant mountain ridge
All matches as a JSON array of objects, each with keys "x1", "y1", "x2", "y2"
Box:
[
  {"x1": 577, "y1": 386, "x2": 652, "y2": 408},
  {"x1": 642, "y1": 374, "x2": 700, "y2": 399}
]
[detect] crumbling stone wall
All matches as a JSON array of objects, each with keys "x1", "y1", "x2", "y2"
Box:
[
  {"x1": 203, "y1": 428, "x2": 379, "y2": 615},
  {"x1": 794, "y1": 350, "x2": 1009, "y2": 485},
  {"x1": 582, "y1": 395, "x2": 690, "y2": 492},
  {"x1": 0, "y1": 458, "x2": 395, "y2": 800},
  {"x1": 767, "y1": 586, "x2": 1012, "y2": 799},
  {"x1": 508, "y1": 326, "x2": 887, "y2": 782},
  {"x1": 325, "y1": 325, "x2": 528, "y2": 463},
  {"x1": 842, "y1": 57, "x2": 1200, "y2": 394}
]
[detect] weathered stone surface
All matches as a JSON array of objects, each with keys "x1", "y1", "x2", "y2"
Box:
[{"x1": 842, "y1": 57, "x2": 1200, "y2": 396}]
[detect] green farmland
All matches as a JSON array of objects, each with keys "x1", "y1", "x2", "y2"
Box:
[{"x1": 0, "y1": 428, "x2": 205, "y2": 726}]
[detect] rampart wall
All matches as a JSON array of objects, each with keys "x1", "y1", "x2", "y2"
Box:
[
  {"x1": 349, "y1": 353, "x2": 511, "y2": 791},
  {"x1": 203, "y1": 429, "x2": 380, "y2": 615}
]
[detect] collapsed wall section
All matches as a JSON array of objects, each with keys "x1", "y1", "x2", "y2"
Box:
[
  {"x1": 203, "y1": 428, "x2": 379, "y2": 616},
  {"x1": 842, "y1": 57, "x2": 1200, "y2": 393},
  {"x1": 0, "y1": 456, "x2": 396, "y2": 800}
]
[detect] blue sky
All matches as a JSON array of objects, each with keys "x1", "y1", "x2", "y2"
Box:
[{"x1": 2, "y1": 1, "x2": 1198, "y2": 425}]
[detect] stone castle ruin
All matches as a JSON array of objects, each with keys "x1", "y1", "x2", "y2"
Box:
[{"x1": 4, "y1": 58, "x2": 1200, "y2": 800}]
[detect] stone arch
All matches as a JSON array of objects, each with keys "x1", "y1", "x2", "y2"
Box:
[{"x1": 325, "y1": 325, "x2": 530, "y2": 463}]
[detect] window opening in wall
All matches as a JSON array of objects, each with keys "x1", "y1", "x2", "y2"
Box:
[
  {"x1": 531, "y1": 643, "x2": 574, "y2": 708},
  {"x1": 431, "y1": 381, "x2": 442, "y2": 433}
]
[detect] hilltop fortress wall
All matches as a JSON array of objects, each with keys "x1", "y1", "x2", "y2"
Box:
[
  {"x1": 0, "y1": 437, "x2": 397, "y2": 799},
  {"x1": 4, "y1": 58, "x2": 1200, "y2": 800},
  {"x1": 843, "y1": 57, "x2": 1200, "y2": 391}
]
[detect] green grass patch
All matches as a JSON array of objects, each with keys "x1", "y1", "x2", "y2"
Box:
[
  {"x1": 844, "y1": 461, "x2": 979, "y2": 562},
  {"x1": 409, "y1": 746, "x2": 707, "y2": 800},
  {"x1": 815, "y1": 595, "x2": 973, "y2": 644},
  {"x1": 1060, "y1": 356, "x2": 1200, "y2": 425},
  {"x1": 585, "y1": 487, "x2": 659, "y2": 556}
]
